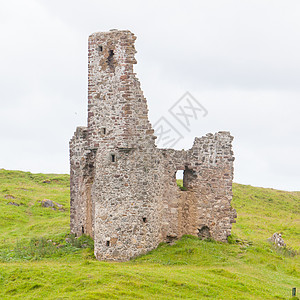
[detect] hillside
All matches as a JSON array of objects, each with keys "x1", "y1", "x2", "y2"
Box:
[{"x1": 0, "y1": 169, "x2": 299, "y2": 299}]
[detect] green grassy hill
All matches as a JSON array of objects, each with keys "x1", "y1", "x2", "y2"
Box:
[{"x1": 0, "y1": 169, "x2": 299, "y2": 299}]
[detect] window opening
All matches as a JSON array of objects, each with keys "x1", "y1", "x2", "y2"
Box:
[{"x1": 107, "y1": 50, "x2": 115, "y2": 71}]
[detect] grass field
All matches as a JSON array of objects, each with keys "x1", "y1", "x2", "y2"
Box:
[{"x1": 0, "y1": 169, "x2": 299, "y2": 299}]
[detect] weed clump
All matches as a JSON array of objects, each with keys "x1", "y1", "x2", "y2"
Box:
[
  {"x1": 0, "y1": 234, "x2": 94, "y2": 262},
  {"x1": 271, "y1": 244, "x2": 298, "y2": 257}
]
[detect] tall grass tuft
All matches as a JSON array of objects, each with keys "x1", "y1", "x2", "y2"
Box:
[{"x1": 0, "y1": 234, "x2": 94, "y2": 262}]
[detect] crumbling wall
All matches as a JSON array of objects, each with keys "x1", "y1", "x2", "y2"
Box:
[
  {"x1": 69, "y1": 126, "x2": 88, "y2": 236},
  {"x1": 186, "y1": 132, "x2": 236, "y2": 241},
  {"x1": 157, "y1": 132, "x2": 236, "y2": 243},
  {"x1": 70, "y1": 126, "x2": 96, "y2": 238},
  {"x1": 70, "y1": 29, "x2": 236, "y2": 261}
]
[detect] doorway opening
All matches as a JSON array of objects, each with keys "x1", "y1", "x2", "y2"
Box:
[{"x1": 176, "y1": 170, "x2": 187, "y2": 191}]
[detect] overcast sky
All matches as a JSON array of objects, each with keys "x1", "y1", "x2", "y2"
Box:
[{"x1": 1, "y1": 0, "x2": 299, "y2": 191}]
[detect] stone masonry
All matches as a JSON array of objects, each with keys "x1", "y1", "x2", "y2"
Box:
[{"x1": 70, "y1": 29, "x2": 237, "y2": 261}]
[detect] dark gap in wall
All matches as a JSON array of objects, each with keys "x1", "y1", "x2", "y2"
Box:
[
  {"x1": 166, "y1": 235, "x2": 177, "y2": 244},
  {"x1": 197, "y1": 226, "x2": 211, "y2": 239},
  {"x1": 142, "y1": 217, "x2": 147, "y2": 223},
  {"x1": 98, "y1": 45, "x2": 103, "y2": 52},
  {"x1": 111, "y1": 154, "x2": 115, "y2": 162},
  {"x1": 107, "y1": 50, "x2": 115, "y2": 72},
  {"x1": 183, "y1": 166, "x2": 196, "y2": 190},
  {"x1": 106, "y1": 241, "x2": 110, "y2": 246}
]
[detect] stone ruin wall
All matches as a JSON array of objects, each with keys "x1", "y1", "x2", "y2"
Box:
[{"x1": 70, "y1": 30, "x2": 237, "y2": 261}]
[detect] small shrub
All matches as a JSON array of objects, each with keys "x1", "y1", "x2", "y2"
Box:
[
  {"x1": 0, "y1": 234, "x2": 94, "y2": 262},
  {"x1": 180, "y1": 186, "x2": 188, "y2": 191},
  {"x1": 65, "y1": 234, "x2": 94, "y2": 249},
  {"x1": 272, "y1": 244, "x2": 298, "y2": 257},
  {"x1": 227, "y1": 234, "x2": 237, "y2": 244},
  {"x1": 11, "y1": 238, "x2": 59, "y2": 260}
]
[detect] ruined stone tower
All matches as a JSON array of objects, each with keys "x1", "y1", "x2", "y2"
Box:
[{"x1": 70, "y1": 30, "x2": 237, "y2": 261}]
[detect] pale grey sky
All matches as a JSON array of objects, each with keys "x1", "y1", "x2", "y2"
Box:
[{"x1": 1, "y1": 0, "x2": 299, "y2": 191}]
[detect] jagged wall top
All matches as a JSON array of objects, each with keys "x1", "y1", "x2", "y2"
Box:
[{"x1": 87, "y1": 29, "x2": 154, "y2": 150}]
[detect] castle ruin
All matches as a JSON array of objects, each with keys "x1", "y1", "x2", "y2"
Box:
[{"x1": 70, "y1": 30, "x2": 237, "y2": 261}]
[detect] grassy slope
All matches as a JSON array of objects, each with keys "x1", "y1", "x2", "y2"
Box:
[
  {"x1": 0, "y1": 169, "x2": 299, "y2": 299},
  {"x1": 0, "y1": 170, "x2": 70, "y2": 248}
]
